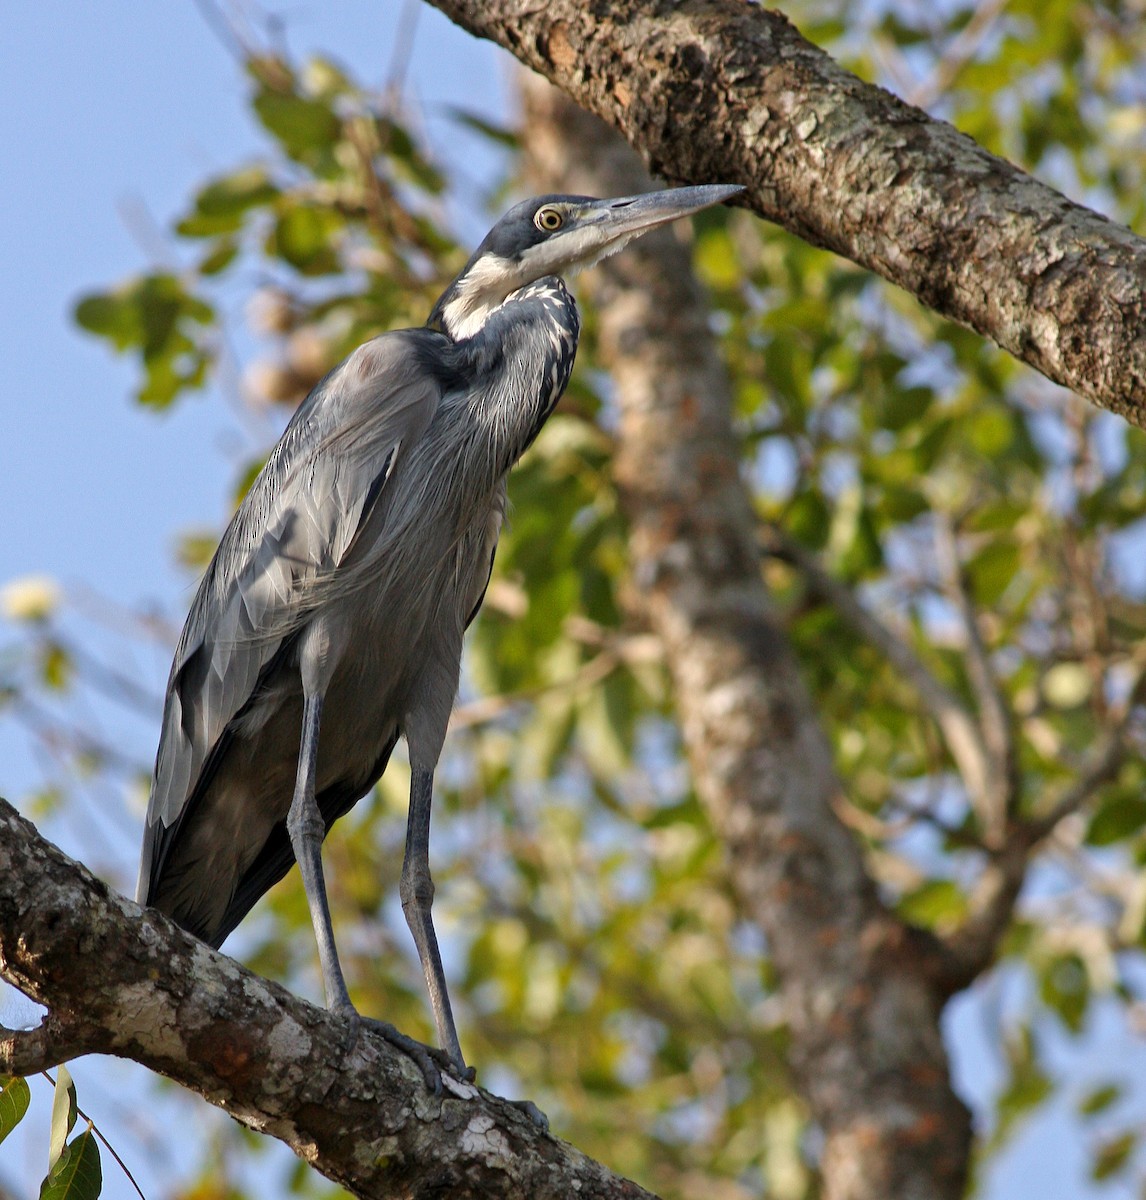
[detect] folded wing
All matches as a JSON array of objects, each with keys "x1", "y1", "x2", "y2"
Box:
[{"x1": 138, "y1": 331, "x2": 446, "y2": 905}]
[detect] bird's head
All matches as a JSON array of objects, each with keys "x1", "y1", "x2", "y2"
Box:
[{"x1": 429, "y1": 184, "x2": 743, "y2": 341}]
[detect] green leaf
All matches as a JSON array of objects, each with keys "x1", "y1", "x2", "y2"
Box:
[
  {"x1": 197, "y1": 238, "x2": 240, "y2": 277},
  {"x1": 40, "y1": 641, "x2": 73, "y2": 691},
  {"x1": 252, "y1": 88, "x2": 340, "y2": 163},
  {"x1": 1079, "y1": 1082, "x2": 1122, "y2": 1117},
  {"x1": 968, "y1": 408, "x2": 1015, "y2": 456},
  {"x1": 966, "y1": 538, "x2": 1020, "y2": 606},
  {"x1": 1086, "y1": 794, "x2": 1146, "y2": 847},
  {"x1": 0, "y1": 1076, "x2": 31, "y2": 1146},
  {"x1": 194, "y1": 165, "x2": 279, "y2": 218},
  {"x1": 1091, "y1": 1129, "x2": 1136, "y2": 1182},
  {"x1": 993, "y1": 1029, "x2": 1054, "y2": 1148},
  {"x1": 1040, "y1": 954, "x2": 1090, "y2": 1033},
  {"x1": 48, "y1": 1065, "x2": 78, "y2": 1171},
  {"x1": 784, "y1": 490, "x2": 831, "y2": 549},
  {"x1": 73, "y1": 293, "x2": 137, "y2": 349},
  {"x1": 445, "y1": 106, "x2": 521, "y2": 149},
  {"x1": 966, "y1": 499, "x2": 1027, "y2": 533},
  {"x1": 268, "y1": 204, "x2": 341, "y2": 275},
  {"x1": 880, "y1": 484, "x2": 929, "y2": 523},
  {"x1": 39, "y1": 1127, "x2": 102, "y2": 1200},
  {"x1": 878, "y1": 384, "x2": 933, "y2": 432},
  {"x1": 897, "y1": 879, "x2": 967, "y2": 928},
  {"x1": 839, "y1": 505, "x2": 883, "y2": 577},
  {"x1": 695, "y1": 228, "x2": 741, "y2": 290},
  {"x1": 73, "y1": 274, "x2": 214, "y2": 408}
]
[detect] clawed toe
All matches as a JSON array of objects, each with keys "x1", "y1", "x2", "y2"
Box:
[
  {"x1": 343, "y1": 1010, "x2": 446, "y2": 1095},
  {"x1": 335, "y1": 1009, "x2": 543, "y2": 1131},
  {"x1": 510, "y1": 1098, "x2": 549, "y2": 1131}
]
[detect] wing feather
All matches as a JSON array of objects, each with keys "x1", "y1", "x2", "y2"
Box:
[{"x1": 138, "y1": 331, "x2": 444, "y2": 904}]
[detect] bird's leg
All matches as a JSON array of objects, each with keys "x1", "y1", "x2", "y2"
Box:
[
  {"x1": 286, "y1": 691, "x2": 354, "y2": 1013},
  {"x1": 287, "y1": 690, "x2": 448, "y2": 1092},
  {"x1": 400, "y1": 766, "x2": 472, "y2": 1078}
]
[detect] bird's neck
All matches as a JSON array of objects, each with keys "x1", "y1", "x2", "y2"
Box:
[
  {"x1": 429, "y1": 253, "x2": 525, "y2": 342},
  {"x1": 446, "y1": 275, "x2": 580, "y2": 474}
]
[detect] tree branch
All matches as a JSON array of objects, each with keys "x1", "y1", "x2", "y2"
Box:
[
  {"x1": 0, "y1": 798, "x2": 659, "y2": 1200},
  {"x1": 426, "y1": 0, "x2": 1146, "y2": 428},
  {"x1": 938, "y1": 662, "x2": 1146, "y2": 986}
]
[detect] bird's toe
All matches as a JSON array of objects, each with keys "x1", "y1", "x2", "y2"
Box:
[
  {"x1": 355, "y1": 1014, "x2": 447, "y2": 1096},
  {"x1": 509, "y1": 1098, "x2": 549, "y2": 1131}
]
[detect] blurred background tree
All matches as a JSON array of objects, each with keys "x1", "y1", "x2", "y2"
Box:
[{"x1": 3, "y1": 1, "x2": 1146, "y2": 1197}]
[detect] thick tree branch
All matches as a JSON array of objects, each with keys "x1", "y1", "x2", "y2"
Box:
[
  {"x1": 0, "y1": 798, "x2": 658, "y2": 1200},
  {"x1": 519, "y1": 74, "x2": 971, "y2": 1200},
  {"x1": 427, "y1": 0, "x2": 1146, "y2": 428}
]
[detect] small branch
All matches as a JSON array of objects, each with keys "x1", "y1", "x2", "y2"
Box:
[
  {"x1": 907, "y1": 0, "x2": 1011, "y2": 109},
  {"x1": 0, "y1": 1014, "x2": 90, "y2": 1077},
  {"x1": 934, "y1": 515, "x2": 1017, "y2": 844},
  {"x1": 1028, "y1": 664, "x2": 1146, "y2": 840},
  {"x1": 763, "y1": 526, "x2": 995, "y2": 816},
  {"x1": 939, "y1": 662, "x2": 1146, "y2": 988},
  {"x1": 937, "y1": 837, "x2": 1030, "y2": 993},
  {"x1": 451, "y1": 625, "x2": 659, "y2": 731}
]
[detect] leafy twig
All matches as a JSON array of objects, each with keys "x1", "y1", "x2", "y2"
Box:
[{"x1": 40, "y1": 1070, "x2": 147, "y2": 1200}]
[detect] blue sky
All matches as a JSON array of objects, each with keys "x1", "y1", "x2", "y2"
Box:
[{"x1": 1, "y1": 5, "x2": 1143, "y2": 1199}]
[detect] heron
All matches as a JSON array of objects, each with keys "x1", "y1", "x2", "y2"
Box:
[{"x1": 137, "y1": 183, "x2": 742, "y2": 1087}]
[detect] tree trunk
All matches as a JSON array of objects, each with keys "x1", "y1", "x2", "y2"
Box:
[{"x1": 519, "y1": 71, "x2": 973, "y2": 1200}]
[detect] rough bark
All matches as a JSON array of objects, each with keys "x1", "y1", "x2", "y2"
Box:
[
  {"x1": 519, "y1": 74, "x2": 972, "y2": 1200},
  {"x1": 428, "y1": 0, "x2": 1146, "y2": 429},
  {"x1": 0, "y1": 798, "x2": 657, "y2": 1200}
]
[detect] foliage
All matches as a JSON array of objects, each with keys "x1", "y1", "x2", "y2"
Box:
[
  {"x1": 0, "y1": 1075, "x2": 31, "y2": 1147},
  {"x1": 5, "y1": 2, "x2": 1146, "y2": 1198},
  {"x1": 0, "y1": 1071, "x2": 103, "y2": 1200}
]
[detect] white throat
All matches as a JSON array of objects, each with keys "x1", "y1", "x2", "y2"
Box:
[{"x1": 439, "y1": 254, "x2": 525, "y2": 341}]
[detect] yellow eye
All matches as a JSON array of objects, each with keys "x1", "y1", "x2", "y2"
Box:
[{"x1": 534, "y1": 206, "x2": 564, "y2": 232}]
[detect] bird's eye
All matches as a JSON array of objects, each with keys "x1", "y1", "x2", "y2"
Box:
[{"x1": 534, "y1": 206, "x2": 564, "y2": 232}]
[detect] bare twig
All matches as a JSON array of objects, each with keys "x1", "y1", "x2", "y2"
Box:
[
  {"x1": 450, "y1": 628, "x2": 659, "y2": 731},
  {"x1": 908, "y1": 0, "x2": 1012, "y2": 109},
  {"x1": 763, "y1": 526, "x2": 995, "y2": 817},
  {"x1": 189, "y1": 0, "x2": 249, "y2": 61},
  {"x1": 1028, "y1": 662, "x2": 1146, "y2": 840},
  {"x1": 940, "y1": 657, "x2": 1146, "y2": 986},
  {"x1": 384, "y1": 0, "x2": 422, "y2": 101},
  {"x1": 934, "y1": 515, "x2": 1017, "y2": 844}
]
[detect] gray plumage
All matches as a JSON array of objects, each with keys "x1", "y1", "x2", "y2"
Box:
[{"x1": 138, "y1": 184, "x2": 742, "y2": 1083}]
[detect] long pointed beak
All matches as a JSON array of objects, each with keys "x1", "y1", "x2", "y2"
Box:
[{"x1": 580, "y1": 183, "x2": 744, "y2": 241}]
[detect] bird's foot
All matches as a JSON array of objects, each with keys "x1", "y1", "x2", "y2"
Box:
[
  {"x1": 507, "y1": 1097, "x2": 549, "y2": 1131},
  {"x1": 338, "y1": 1006, "x2": 458, "y2": 1095},
  {"x1": 335, "y1": 1008, "x2": 542, "y2": 1129}
]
